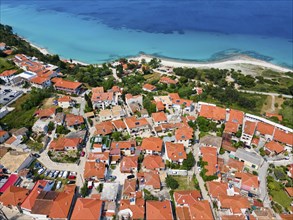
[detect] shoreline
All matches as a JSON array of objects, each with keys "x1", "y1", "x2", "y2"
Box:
[
  {"x1": 129, "y1": 54, "x2": 293, "y2": 73},
  {"x1": 21, "y1": 36, "x2": 292, "y2": 73}
]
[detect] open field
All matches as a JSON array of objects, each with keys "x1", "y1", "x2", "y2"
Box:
[
  {"x1": 172, "y1": 176, "x2": 195, "y2": 190},
  {"x1": 143, "y1": 72, "x2": 161, "y2": 82}
]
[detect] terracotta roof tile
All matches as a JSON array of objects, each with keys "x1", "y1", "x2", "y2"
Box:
[
  {"x1": 65, "y1": 114, "x2": 84, "y2": 127},
  {"x1": 152, "y1": 112, "x2": 167, "y2": 122},
  {"x1": 123, "y1": 179, "x2": 137, "y2": 197},
  {"x1": 207, "y1": 182, "x2": 228, "y2": 197},
  {"x1": 84, "y1": 162, "x2": 106, "y2": 179},
  {"x1": 54, "y1": 79, "x2": 82, "y2": 90},
  {"x1": 174, "y1": 190, "x2": 201, "y2": 205},
  {"x1": 224, "y1": 121, "x2": 239, "y2": 133},
  {"x1": 120, "y1": 156, "x2": 138, "y2": 173},
  {"x1": 111, "y1": 141, "x2": 136, "y2": 150},
  {"x1": 95, "y1": 121, "x2": 115, "y2": 135},
  {"x1": 141, "y1": 137, "x2": 163, "y2": 152},
  {"x1": 143, "y1": 83, "x2": 157, "y2": 91},
  {"x1": 111, "y1": 119, "x2": 127, "y2": 130},
  {"x1": 265, "y1": 141, "x2": 284, "y2": 154},
  {"x1": 146, "y1": 200, "x2": 173, "y2": 220},
  {"x1": 243, "y1": 120, "x2": 257, "y2": 136},
  {"x1": 175, "y1": 126, "x2": 193, "y2": 141},
  {"x1": 124, "y1": 116, "x2": 149, "y2": 129},
  {"x1": 189, "y1": 200, "x2": 214, "y2": 220},
  {"x1": 0, "y1": 69, "x2": 17, "y2": 77},
  {"x1": 142, "y1": 155, "x2": 165, "y2": 170},
  {"x1": 235, "y1": 172, "x2": 259, "y2": 189},
  {"x1": 200, "y1": 105, "x2": 226, "y2": 121},
  {"x1": 165, "y1": 142, "x2": 186, "y2": 162},
  {"x1": 30, "y1": 76, "x2": 50, "y2": 85},
  {"x1": 120, "y1": 199, "x2": 145, "y2": 219},
  {"x1": 219, "y1": 195, "x2": 250, "y2": 214},
  {"x1": 0, "y1": 186, "x2": 29, "y2": 207},
  {"x1": 160, "y1": 76, "x2": 177, "y2": 85},
  {"x1": 274, "y1": 129, "x2": 293, "y2": 146},
  {"x1": 229, "y1": 109, "x2": 244, "y2": 124},
  {"x1": 71, "y1": 198, "x2": 103, "y2": 220},
  {"x1": 257, "y1": 122, "x2": 275, "y2": 136},
  {"x1": 201, "y1": 147, "x2": 218, "y2": 176}
]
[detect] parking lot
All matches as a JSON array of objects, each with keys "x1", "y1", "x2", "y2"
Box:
[{"x1": 0, "y1": 88, "x2": 23, "y2": 106}]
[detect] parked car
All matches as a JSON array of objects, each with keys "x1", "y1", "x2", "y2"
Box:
[
  {"x1": 38, "y1": 168, "x2": 46, "y2": 175},
  {"x1": 56, "y1": 181, "x2": 62, "y2": 190},
  {"x1": 67, "y1": 180, "x2": 76, "y2": 184},
  {"x1": 32, "y1": 153, "x2": 40, "y2": 158},
  {"x1": 127, "y1": 175, "x2": 135, "y2": 179},
  {"x1": 62, "y1": 171, "x2": 68, "y2": 179},
  {"x1": 109, "y1": 175, "x2": 117, "y2": 180},
  {"x1": 87, "y1": 181, "x2": 93, "y2": 189},
  {"x1": 68, "y1": 175, "x2": 76, "y2": 180},
  {"x1": 53, "y1": 171, "x2": 59, "y2": 178},
  {"x1": 58, "y1": 171, "x2": 64, "y2": 178},
  {"x1": 4, "y1": 89, "x2": 11, "y2": 93},
  {"x1": 80, "y1": 151, "x2": 85, "y2": 157},
  {"x1": 44, "y1": 170, "x2": 50, "y2": 177}
]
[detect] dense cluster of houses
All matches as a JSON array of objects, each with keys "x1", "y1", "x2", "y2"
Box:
[{"x1": 0, "y1": 51, "x2": 292, "y2": 219}]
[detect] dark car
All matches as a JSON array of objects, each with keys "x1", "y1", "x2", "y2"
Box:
[
  {"x1": 9, "y1": 95, "x2": 14, "y2": 98},
  {"x1": 32, "y1": 153, "x2": 40, "y2": 158},
  {"x1": 4, "y1": 89, "x2": 11, "y2": 93},
  {"x1": 3, "y1": 98, "x2": 9, "y2": 101},
  {"x1": 127, "y1": 175, "x2": 135, "y2": 179},
  {"x1": 67, "y1": 180, "x2": 76, "y2": 184}
]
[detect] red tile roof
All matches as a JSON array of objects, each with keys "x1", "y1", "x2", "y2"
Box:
[
  {"x1": 111, "y1": 141, "x2": 136, "y2": 150},
  {"x1": 111, "y1": 119, "x2": 127, "y2": 130},
  {"x1": 71, "y1": 198, "x2": 103, "y2": 220},
  {"x1": 143, "y1": 83, "x2": 157, "y2": 91},
  {"x1": 229, "y1": 109, "x2": 244, "y2": 124},
  {"x1": 58, "y1": 96, "x2": 72, "y2": 102},
  {"x1": 266, "y1": 112, "x2": 282, "y2": 121},
  {"x1": 156, "y1": 101, "x2": 165, "y2": 111},
  {"x1": 201, "y1": 147, "x2": 218, "y2": 176},
  {"x1": 141, "y1": 137, "x2": 163, "y2": 152},
  {"x1": 200, "y1": 105, "x2": 226, "y2": 121},
  {"x1": 0, "y1": 174, "x2": 19, "y2": 193},
  {"x1": 0, "y1": 186, "x2": 29, "y2": 207},
  {"x1": 0, "y1": 69, "x2": 17, "y2": 77},
  {"x1": 274, "y1": 129, "x2": 293, "y2": 146},
  {"x1": 21, "y1": 180, "x2": 48, "y2": 211},
  {"x1": 49, "y1": 185, "x2": 75, "y2": 219},
  {"x1": 30, "y1": 76, "x2": 49, "y2": 85},
  {"x1": 123, "y1": 179, "x2": 137, "y2": 197},
  {"x1": 124, "y1": 116, "x2": 149, "y2": 129},
  {"x1": 35, "y1": 107, "x2": 56, "y2": 118},
  {"x1": 152, "y1": 112, "x2": 167, "y2": 122},
  {"x1": 256, "y1": 122, "x2": 275, "y2": 136},
  {"x1": 207, "y1": 182, "x2": 228, "y2": 197},
  {"x1": 142, "y1": 155, "x2": 165, "y2": 170},
  {"x1": 219, "y1": 195, "x2": 250, "y2": 214},
  {"x1": 120, "y1": 199, "x2": 145, "y2": 219},
  {"x1": 160, "y1": 76, "x2": 177, "y2": 85},
  {"x1": 65, "y1": 114, "x2": 84, "y2": 126},
  {"x1": 138, "y1": 171, "x2": 161, "y2": 189},
  {"x1": 120, "y1": 156, "x2": 138, "y2": 173},
  {"x1": 227, "y1": 158, "x2": 244, "y2": 171},
  {"x1": 174, "y1": 190, "x2": 201, "y2": 205},
  {"x1": 189, "y1": 200, "x2": 214, "y2": 220},
  {"x1": 224, "y1": 121, "x2": 239, "y2": 133},
  {"x1": 265, "y1": 141, "x2": 284, "y2": 154},
  {"x1": 235, "y1": 172, "x2": 259, "y2": 189},
  {"x1": 95, "y1": 121, "x2": 115, "y2": 135},
  {"x1": 84, "y1": 162, "x2": 106, "y2": 179},
  {"x1": 165, "y1": 142, "x2": 186, "y2": 162},
  {"x1": 175, "y1": 126, "x2": 193, "y2": 141},
  {"x1": 54, "y1": 79, "x2": 82, "y2": 90},
  {"x1": 146, "y1": 200, "x2": 173, "y2": 220},
  {"x1": 49, "y1": 137, "x2": 82, "y2": 151},
  {"x1": 243, "y1": 120, "x2": 257, "y2": 136},
  {"x1": 87, "y1": 152, "x2": 110, "y2": 162},
  {"x1": 92, "y1": 87, "x2": 104, "y2": 93},
  {"x1": 176, "y1": 206, "x2": 191, "y2": 220}
]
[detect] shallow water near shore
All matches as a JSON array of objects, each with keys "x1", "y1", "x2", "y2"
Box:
[{"x1": 1, "y1": 1, "x2": 292, "y2": 68}]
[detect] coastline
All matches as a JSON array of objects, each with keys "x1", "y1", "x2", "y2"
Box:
[
  {"x1": 21, "y1": 37, "x2": 89, "y2": 66},
  {"x1": 130, "y1": 54, "x2": 293, "y2": 73},
  {"x1": 22, "y1": 36, "x2": 292, "y2": 73}
]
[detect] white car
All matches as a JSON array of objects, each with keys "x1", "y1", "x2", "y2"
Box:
[
  {"x1": 62, "y1": 171, "x2": 68, "y2": 179},
  {"x1": 56, "y1": 181, "x2": 62, "y2": 190},
  {"x1": 38, "y1": 168, "x2": 46, "y2": 175},
  {"x1": 58, "y1": 171, "x2": 64, "y2": 178}
]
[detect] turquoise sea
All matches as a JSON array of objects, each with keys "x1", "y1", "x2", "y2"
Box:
[{"x1": 1, "y1": 1, "x2": 292, "y2": 68}]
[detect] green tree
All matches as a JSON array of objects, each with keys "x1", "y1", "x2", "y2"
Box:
[
  {"x1": 111, "y1": 132, "x2": 122, "y2": 141},
  {"x1": 48, "y1": 121, "x2": 55, "y2": 132},
  {"x1": 166, "y1": 176, "x2": 179, "y2": 189},
  {"x1": 80, "y1": 181, "x2": 89, "y2": 197},
  {"x1": 182, "y1": 152, "x2": 195, "y2": 170}
]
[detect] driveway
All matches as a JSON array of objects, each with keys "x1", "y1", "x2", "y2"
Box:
[{"x1": 258, "y1": 161, "x2": 270, "y2": 207}]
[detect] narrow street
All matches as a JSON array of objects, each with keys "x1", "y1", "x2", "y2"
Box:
[{"x1": 258, "y1": 161, "x2": 270, "y2": 207}]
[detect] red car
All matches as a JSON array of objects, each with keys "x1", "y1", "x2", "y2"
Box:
[
  {"x1": 68, "y1": 175, "x2": 76, "y2": 180},
  {"x1": 80, "y1": 151, "x2": 85, "y2": 157}
]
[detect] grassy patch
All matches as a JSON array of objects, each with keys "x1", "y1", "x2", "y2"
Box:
[
  {"x1": 270, "y1": 190, "x2": 292, "y2": 209},
  {"x1": 143, "y1": 72, "x2": 161, "y2": 82},
  {"x1": 26, "y1": 140, "x2": 44, "y2": 152},
  {"x1": 0, "y1": 94, "x2": 37, "y2": 129},
  {"x1": 0, "y1": 57, "x2": 15, "y2": 72},
  {"x1": 172, "y1": 176, "x2": 195, "y2": 190}
]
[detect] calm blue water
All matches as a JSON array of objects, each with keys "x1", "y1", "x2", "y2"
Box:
[{"x1": 1, "y1": 1, "x2": 292, "y2": 68}]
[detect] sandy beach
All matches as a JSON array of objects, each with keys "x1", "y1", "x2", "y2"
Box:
[{"x1": 131, "y1": 54, "x2": 293, "y2": 73}]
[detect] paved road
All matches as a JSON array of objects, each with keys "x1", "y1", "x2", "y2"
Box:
[
  {"x1": 238, "y1": 90, "x2": 293, "y2": 99},
  {"x1": 258, "y1": 161, "x2": 270, "y2": 207},
  {"x1": 111, "y1": 67, "x2": 122, "y2": 82}
]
